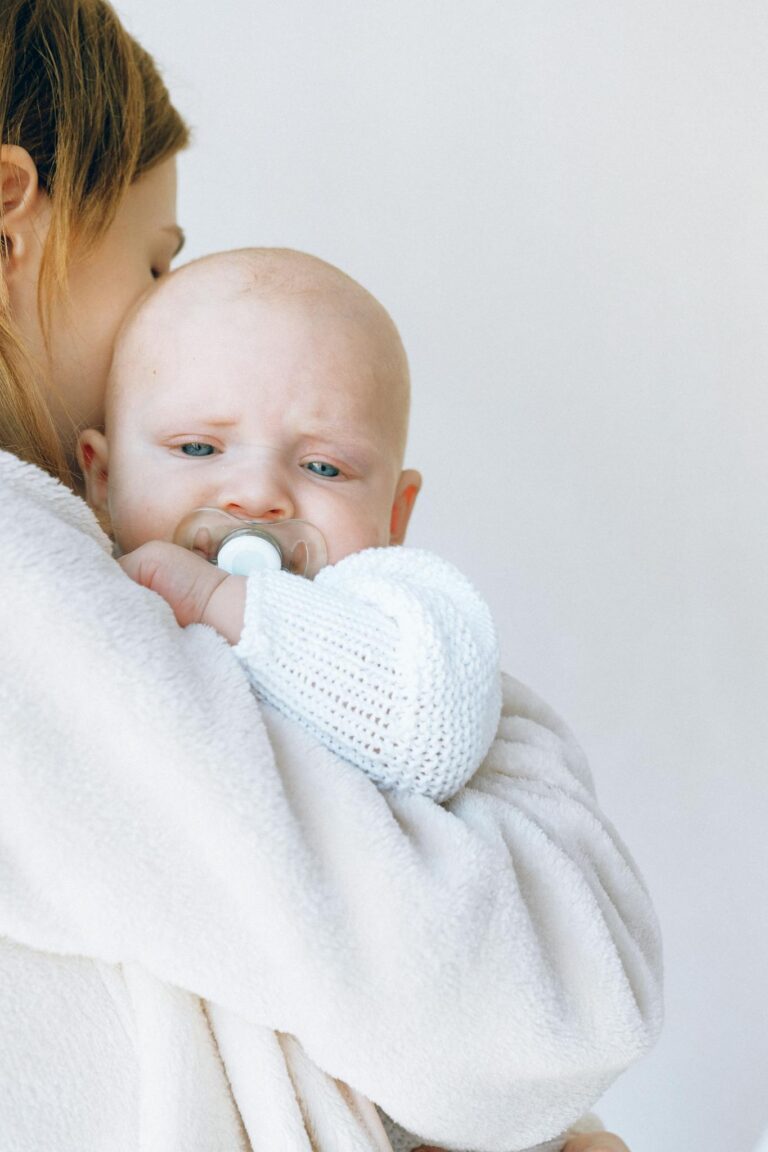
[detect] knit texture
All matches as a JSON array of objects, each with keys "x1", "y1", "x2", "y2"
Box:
[{"x1": 235, "y1": 547, "x2": 502, "y2": 801}]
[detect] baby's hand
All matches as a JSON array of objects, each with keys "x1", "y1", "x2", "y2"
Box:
[{"x1": 119, "y1": 541, "x2": 246, "y2": 643}]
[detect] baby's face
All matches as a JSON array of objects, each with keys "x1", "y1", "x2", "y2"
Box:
[{"x1": 80, "y1": 262, "x2": 419, "y2": 568}]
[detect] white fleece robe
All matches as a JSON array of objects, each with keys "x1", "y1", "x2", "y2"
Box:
[{"x1": 0, "y1": 451, "x2": 663, "y2": 1152}]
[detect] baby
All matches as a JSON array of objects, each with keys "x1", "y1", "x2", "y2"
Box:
[
  {"x1": 78, "y1": 247, "x2": 502, "y2": 802},
  {"x1": 76, "y1": 248, "x2": 624, "y2": 1152}
]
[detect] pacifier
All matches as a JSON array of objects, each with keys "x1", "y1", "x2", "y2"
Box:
[{"x1": 173, "y1": 509, "x2": 327, "y2": 578}]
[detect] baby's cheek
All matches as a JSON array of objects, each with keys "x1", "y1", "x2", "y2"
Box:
[
  {"x1": 325, "y1": 514, "x2": 389, "y2": 566},
  {"x1": 109, "y1": 519, "x2": 145, "y2": 558},
  {"x1": 109, "y1": 501, "x2": 171, "y2": 557}
]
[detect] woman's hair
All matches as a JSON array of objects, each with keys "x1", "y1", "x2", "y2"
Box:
[{"x1": 0, "y1": 0, "x2": 189, "y2": 481}]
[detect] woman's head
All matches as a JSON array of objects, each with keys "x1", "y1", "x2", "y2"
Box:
[{"x1": 0, "y1": 0, "x2": 188, "y2": 481}]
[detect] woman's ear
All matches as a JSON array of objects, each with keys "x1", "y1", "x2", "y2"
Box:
[
  {"x1": 389, "y1": 468, "x2": 422, "y2": 545},
  {"x1": 0, "y1": 145, "x2": 41, "y2": 270},
  {"x1": 76, "y1": 429, "x2": 111, "y2": 522}
]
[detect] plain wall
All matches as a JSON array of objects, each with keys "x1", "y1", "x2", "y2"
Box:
[{"x1": 115, "y1": 2, "x2": 768, "y2": 1149}]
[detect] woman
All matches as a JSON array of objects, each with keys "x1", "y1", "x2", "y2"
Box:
[{"x1": 0, "y1": 3, "x2": 654, "y2": 1150}]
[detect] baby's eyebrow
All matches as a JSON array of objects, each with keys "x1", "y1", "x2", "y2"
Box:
[
  {"x1": 301, "y1": 429, "x2": 370, "y2": 450},
  {"x1": 165, "y1": 411, "x2": 239, "y2": 427},
  {"x1": 153, "y1": 415, "x2": 239, "y2": 435},
  {"x1": 192, "y1": 415, "x2": 237, "y2": 428},
  {"x1": 300, "y1": 420, "x2": 377, "y2": 445}
]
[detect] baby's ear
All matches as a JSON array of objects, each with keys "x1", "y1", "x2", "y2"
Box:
[
  {"x1": 76, "y1": 429, "x2": 111, "y2": 528},
  {"x1": 389, "y1": 468, "x2": 422, "y2": 545}
]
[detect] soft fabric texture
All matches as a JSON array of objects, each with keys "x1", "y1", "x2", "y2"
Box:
[
  {"x1": 0, "y1": 451, "x2": 663, "y2": 1151},
  {"x1": 235, "y1": 547, "x2": 502, "y2": 801}
]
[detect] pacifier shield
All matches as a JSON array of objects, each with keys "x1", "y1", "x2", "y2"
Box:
[{"x1": 173, "y1": 508, "x2": 327, "y2": 578}]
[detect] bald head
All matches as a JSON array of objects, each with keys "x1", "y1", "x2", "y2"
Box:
[
  {"x1": 82, "y1": 247, "x2": 422, "y2": 563},
  {"x1": 109, "y1": 248, "x2": 411, "y2": 459}
]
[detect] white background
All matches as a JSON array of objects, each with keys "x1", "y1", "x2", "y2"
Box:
[{"x1": 115, "y1": 2, "x2": 768, "y2": 1149}]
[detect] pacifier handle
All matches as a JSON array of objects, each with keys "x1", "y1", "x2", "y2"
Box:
[{"x1": 217, "y1": 529, "x2": 282, "y2": 576}]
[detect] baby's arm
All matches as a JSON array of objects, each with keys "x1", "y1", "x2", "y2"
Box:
[
  {"x1": 234, "y1": 547, "x2": 501, "y2": 801},
  {"x1": 122, "y1": 542, "x2": 501, "y2": 802}
]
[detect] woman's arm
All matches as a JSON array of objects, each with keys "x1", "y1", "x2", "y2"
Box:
[{"x1": 0, "y1": 455, "x2": 662, "y2": 1150}]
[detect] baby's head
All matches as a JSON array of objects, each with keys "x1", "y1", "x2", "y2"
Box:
[{"x1": 78, "y1": 248, "x2": 421, "y2": 567}]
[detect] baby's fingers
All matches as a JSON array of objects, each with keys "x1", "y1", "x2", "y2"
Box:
[{"x1": 119, "y1": 540, "x2": 226, "y2": 627}]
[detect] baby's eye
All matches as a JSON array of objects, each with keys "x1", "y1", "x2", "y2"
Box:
[
  {"x1": 304, "y1": 461, "x2": 341, "y2": 478},
  {"x1": 180, "y1": 442, "x2": 216, "y2": 457}
]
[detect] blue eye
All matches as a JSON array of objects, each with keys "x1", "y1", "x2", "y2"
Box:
[
  {"x1": 180, "y1": 442, "x2": 215, "y2": 457},
  {"x1": 305, "y1": 461, "x2": 341, "y2": 478}
]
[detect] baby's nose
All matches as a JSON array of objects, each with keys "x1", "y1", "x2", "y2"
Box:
[
  {"x1": 218, "y1": 467, "x2": 295, "y2": 523},
  {"x1": 221, "y1": 493, "x2": 295, "y2": 522}
]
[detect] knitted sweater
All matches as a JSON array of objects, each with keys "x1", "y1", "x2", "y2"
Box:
[
  {"x1": 234, "y1": 547, "x2": 502, "y2": 801},
  {"x1": 0, "y1": 450, "x2": 663, "y2": 1151}
]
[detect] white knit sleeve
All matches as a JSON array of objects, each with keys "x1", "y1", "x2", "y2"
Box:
[{"x1": 233, "y1": 546, "x2": 501, "y2": 801}]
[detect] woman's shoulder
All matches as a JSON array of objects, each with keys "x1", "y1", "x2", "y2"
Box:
[{"x1": 0, "y1": 449, "x2": 111, "y2": 553}]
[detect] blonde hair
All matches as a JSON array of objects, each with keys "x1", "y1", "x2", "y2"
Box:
[{"x1": 0, "y1": 0, "x2": 188, "y2": 482}]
